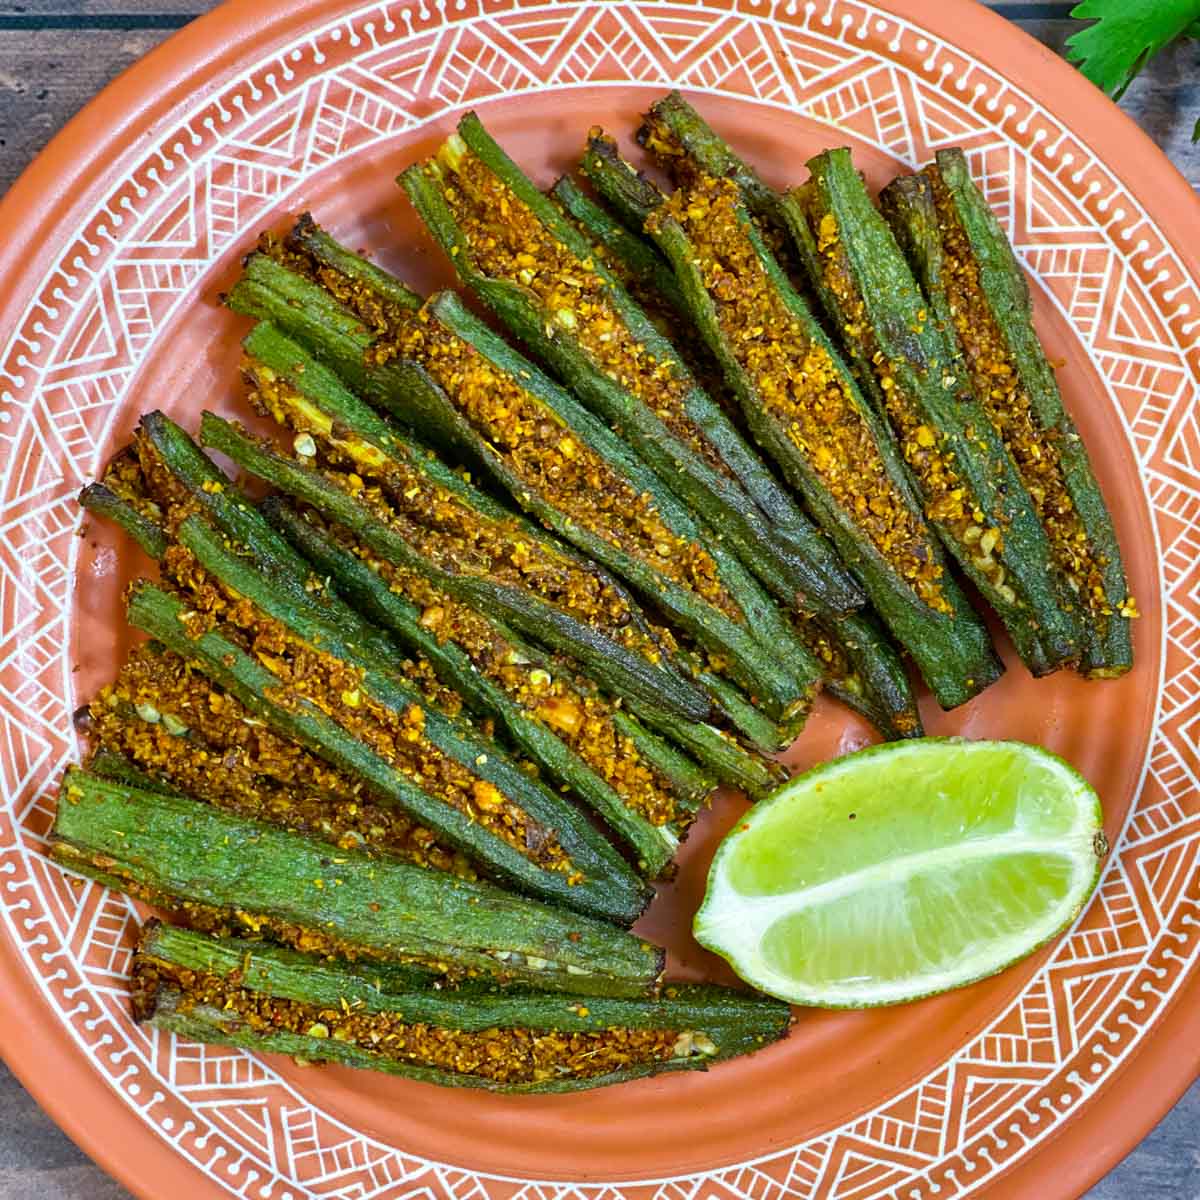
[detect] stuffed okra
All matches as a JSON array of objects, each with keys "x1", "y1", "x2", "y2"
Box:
[
  {"x1": 93, "y1": 415, "x2": 721, "y2": 876},
  {"x1": 781, "y1": 151, "x2": 1084, "y2": 675},
  {"x1": 77, "y1": 641, "x2": 477, "y2": 879},
  {"x1": 359, "y1": 281, "x2": 823, "y2": 734},
  {"x1": 570, "y1": 140, "x2": 923, "y2": 737},
  {"x1": 625, "y1": 154, "x2": 998, "y2": 709},
  {"x1": 227, "y1": 230, "x2": 817, "y2": 750},
  {"x1": 132, "y1": 922, "x2": 791, "y2": 1091},
  {"x1": 880, "y1": 151, "x2": 1134, "y2": 677},
  {"x1": 214, "y1": 317, "x2": 782, "y2": 778},
  {"x1": 52, "y1": 769, "x2": 666, "y2": 997},
  {"x1": 398, "y1": 112, "x2": 866, "y2": 620},
  {"x1": 83, "y1": 441, "x2": 652, "y2": 916}
]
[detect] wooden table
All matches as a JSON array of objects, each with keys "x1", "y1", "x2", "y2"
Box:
[{"x1": 0, "y1": 2, "x2": 1196, "y2": 1196}]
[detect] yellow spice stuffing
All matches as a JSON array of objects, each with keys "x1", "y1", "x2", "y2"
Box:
[
  {"x1": 158, "y1": 541, "x2": 581, "y2": 882},
  {"x1": 385, "y1": 307, "x2": 744, "y2": 624},
  {"x1": 799, "y1": 192, "x2": 1017, "y2": 609},
  {"x1": 132, "y1": 957, "x2": 691, "y2": 1085},
  {"x1": 437, "y1": 148, "x2": 734, "y2": 480},
  {"x1": 927, "y1": 166, "x2": 1110, "y2": 615},
  {"x1": 86, "y1": 642, "x2": 474, "y2": 877},
  {"x1": 657, "y1": 175, "x2": 949, "y2": 613}
]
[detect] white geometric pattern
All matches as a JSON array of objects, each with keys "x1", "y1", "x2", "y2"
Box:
[{"x1": 0, "y1": 1, "x2": 1197, "y2": 1198}]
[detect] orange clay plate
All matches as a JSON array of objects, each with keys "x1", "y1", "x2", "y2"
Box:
[{"x1": 0, "y1": 2, "x2": 1197, "y2": 1198}]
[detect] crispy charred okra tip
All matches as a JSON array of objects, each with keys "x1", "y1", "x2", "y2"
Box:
[
  {"x1": 132, "y1": 922, "x2": 791, "y2": 1092},
  {"x1": 880, "y1": 152, "x2": 1133, "y2": 679},
  {"x1": 53, "y1": 768, "x2": 667, "y2": 998}
]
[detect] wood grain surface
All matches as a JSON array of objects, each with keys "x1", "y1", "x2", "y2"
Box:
[{"x1": 0, "y1": 2, "x2": 1196, "y2": 1197}]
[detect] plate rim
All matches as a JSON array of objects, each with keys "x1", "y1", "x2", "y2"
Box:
[{"x1": 0, "y1": 1, "x2": 1196, "y2": 1198}]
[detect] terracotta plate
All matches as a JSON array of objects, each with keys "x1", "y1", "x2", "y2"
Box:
[{"x1": 0, "y1": 1, "x2": 1197, "y2": 1197}]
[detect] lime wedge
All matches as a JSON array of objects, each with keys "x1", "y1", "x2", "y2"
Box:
[{"x1": 694, "y1": 738, "x2": 1106, "y2": 1007}]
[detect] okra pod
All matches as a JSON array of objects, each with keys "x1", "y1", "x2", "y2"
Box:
[
  {"x1": 390, "y1": 286, "x2": 822, "y2": 726},
  {"x1": 399, "y1": 113, "x2": 866, "y2": 618},
  {"x1": 78, "y1": 481, "x2": 167, "y2": 558},
  {"x1": 262, "y1": 498, "x2": 712, "y2": 872},
  {"x1": 576, "y1": 136, "x2": 926, "y2": 735},
  {"x1": 120, "y1": 409, "x2": 704, "y2": 876},
  {"x1": 781, "y1": 150, "x2": 1084, "y2": 675},
  {"x1": 880, "y1": 152, "x2": 1133, "y2": 677},
  {"x1": 197, "y1": 405, "x2": 709, "y2": 724},
  {"x1": 79, "y1": 640, "x2": 476, "y2": 880},
  {"x1": 125, "y1": 579, "x2": 650, "y2": 925},
  {"x1": 52, "y1": 769, "x2": 665, "y2": 997},
  {"x1": 177, "y1": 510, "x2": 652, "y2": 916},
  {"x1": 229, "y1": 245, "x2": 810, "y2": 749},
  {"x1": 549, "y1": 172, "x2": 688, "y2": 320},
  {"x1": 243, "y1": 307, "x2": 816, "y2": 721},
  {"x1": 132, "y1": 921, "x2": 790, "y2": 1092},
  {"x1": 640, "y1": 168, "x2": 999, "y2": 709}
]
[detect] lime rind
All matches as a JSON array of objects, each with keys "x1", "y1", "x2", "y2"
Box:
[{"x1": 694, "y1": 738, "x2": 1104, "y2": 1008}]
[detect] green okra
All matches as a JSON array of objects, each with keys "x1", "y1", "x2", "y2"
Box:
[
  {"x1": 52, "y1": 768, "x2": 665, "y2": 997},
  {"x1": 550, "y1": 172, "x2": 688, "y2": 319},
  {"x1": 229, "y1": 244, "x2": 812, "y2": 750},
  {"x1": 782, "y1": 150, "x2": 1084, "y2": 676},
  {"x1": 113, "y1": 404, "x2": 709, "y2": 876},
  {"x1": 638, "y1": 168, "x2": 999, "y2": 711},
  {"x1": 227, "y1": 328, "x2": 799, "y2": 764},
  {"x1": 400, "y1": 287, "x2": 823, "y2": 728},
  {"x1": 124, "y1": 579, "x2": 650, "y2": 926},
  {"x1": 85, "y1": 748, "x2": 181, "y2": 795},
  {"x1": 267, "y1": 497, "x2": 778, "y2": 800},
  {"x1": 262, "y1": 498, "x2": 714, "y2": 872},
  {"x1": 398, "y1": 112, "x2": 866, "y2": 619},
  {"x1": 576, "y1": 136, "x2": 926, "y2": 736},
  {"x1": 176, "y1": 511, "x2": 651, "y2": 915},
  {"x1": 638, "y1": 91, "x2": 784, "y2": 234},
  {"x1": 880, "y1": 151, "x2": 1133, "y2": 678},
  {"x1": 197, "y1": 406, "x2": 710, "y2": 725},
  {"x1": 78, "y1": 482, "x2": 167, "y2": 558},
  {"x1": 132, "y1": 921, "x2": 790, "y2": 1092}
]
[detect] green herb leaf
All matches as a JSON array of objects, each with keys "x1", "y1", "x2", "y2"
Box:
[{"x1": 1066, "y1": 0, "x2": 1200, "y2": 100}]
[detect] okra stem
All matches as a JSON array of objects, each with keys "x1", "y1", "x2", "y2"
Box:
[{"x1": 53, "y1": 768, "x2": 666, "y2": 997}]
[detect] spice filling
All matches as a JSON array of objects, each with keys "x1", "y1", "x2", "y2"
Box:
[
  {"x1": 156, "y1": 542, "x2": 581, "y2": 882},
  {"x1": 657, "y1": 175, "x2": 948, "y2": 613},
  {"x1": 432, "y1": 146, "x2": 734, "y2": 480},
  {"x1": 300, "y1": 514, "x2": 685, "y2": 827},
  {"x1": 132, "y1": 957, "x2": 707, "y2": 1084},
  {"x1": 243, "y1": 374, "x2": 670, "y2": 670},
  {"x1": 926, "y1": 168, "x2": 1113, "y2": 617},
  {"x1": 385, "y1": 307, "x2": 744, "y2": 623},
  {"x1": 797, "y1": 190, "x2": 1017, "y2": 610},
  {"x1": 85, "y1": 644, "x2": 473, "y2": 877}
]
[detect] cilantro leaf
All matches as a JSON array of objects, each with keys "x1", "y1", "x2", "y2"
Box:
[{"x1": 1066, "y1": 0, "x2": 1200, "y2": 100}]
